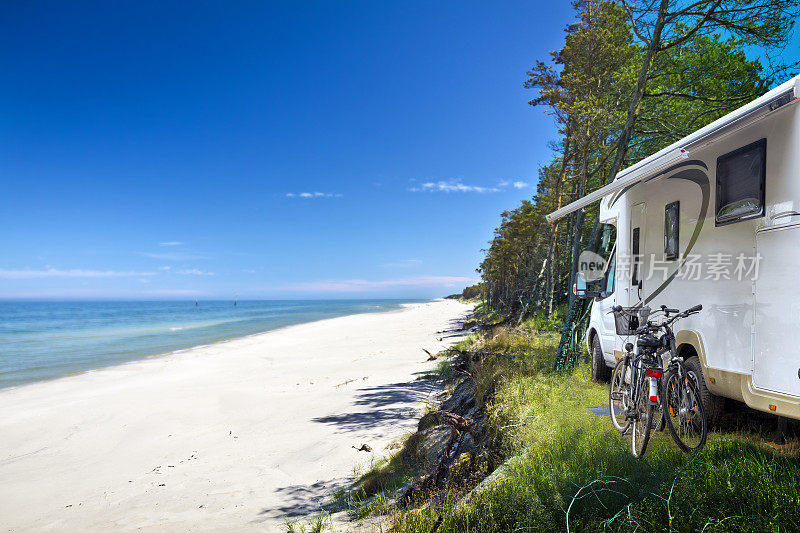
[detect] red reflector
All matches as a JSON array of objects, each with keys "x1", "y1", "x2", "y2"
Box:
[
  {"x1": 646, "y1": 369, "x2": 663, "y2": 377},
  {"x1": 650, "y1": 395, "x2": 658, "y2": 402}
]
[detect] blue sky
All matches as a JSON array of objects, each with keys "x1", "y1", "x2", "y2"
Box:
[{"x1": 1, "y1": 2, "x2": 796, "y2": 299}]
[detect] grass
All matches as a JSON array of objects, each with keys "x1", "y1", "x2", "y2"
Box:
[
  {"x1": 285, "y1": 511, "x2": 331, "y2": 533},
  {"x1": 386, "y1": 317, "x2": 800, "y2": 533}
]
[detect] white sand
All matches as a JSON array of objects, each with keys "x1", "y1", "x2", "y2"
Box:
[{"x1": 0, "y1": 299, "x2": 472, "y2": 532}]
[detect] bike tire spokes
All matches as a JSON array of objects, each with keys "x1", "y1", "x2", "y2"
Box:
[{"x1": 664, "y1": 371, "x2": 707, "y2": 452}]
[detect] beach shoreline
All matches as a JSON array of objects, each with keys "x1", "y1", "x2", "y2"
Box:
[
  {"x1": 0, "y1": 298, "x2": 472, "y2": 531},
  {"x1": 0, "y1": 299, "x2": 422, "y2": 391}
]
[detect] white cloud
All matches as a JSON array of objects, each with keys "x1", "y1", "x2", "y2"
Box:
[
  {"x1": 0, "y1": 288, "x2": 202, "y2": 299},
  {"x1": 287, "y1": 192, "x2": 342, "y2": 198},
  {"x1": 0, "y1": 268, "x2": 157, "y2": 279},
  {"x1": 159, "y1": 241, "x2": 183, "y2": 246},
  {"x1": 176, "y1": 268, "x2": 214, "y2": 276},
  {"x1": 276, "y1": 275, "x2": 477, "y2": 293},
  {"x1": 242, "y1": 269, "x2": 257, "y2": 273},
  {"x1": 409, "y1": 179, "x2": 532, "y2": 193},
  {"x1": 158, "y1": 266, "x2": 171, "y2": 271},
  {"x1": 410, "y1": 180, "x2": 501, "y2": 193}
]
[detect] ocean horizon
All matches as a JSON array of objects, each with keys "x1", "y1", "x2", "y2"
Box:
[{"x1": 0, "y1": 299, "x2": 426, "y2": 389}]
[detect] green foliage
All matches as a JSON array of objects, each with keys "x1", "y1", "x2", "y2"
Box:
[
  {"x1": 479, "y1": 0, "x2": 778, "y2": 323},
  {"x1": 389, "y1": 328, "x2": 800, "y2": 533},
  {"x1": 460, "y1": 283, "x2": 482, "y2": 301}
]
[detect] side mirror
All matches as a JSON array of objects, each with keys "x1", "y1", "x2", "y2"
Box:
[
  {"x1": 573, "y1": 275, "x2": 587, "y2": 297},
  {"x1": 573, "y1": 276, "x2": 601, "y2": 299}
]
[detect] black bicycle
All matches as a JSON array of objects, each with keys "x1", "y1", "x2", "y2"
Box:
[{"x1": 610, "y1": 304, "x2": 707, "y2": 456}]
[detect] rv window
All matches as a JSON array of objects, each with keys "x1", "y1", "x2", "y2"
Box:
[
  {"x1": 599, "y1": 223, "x2": 616, "y2": 259},
  {"x1": 715, "y1": 138, "x2": 766, "y2": 226},
  {"x1": 664, "y1": 201, "x2": 679, "y2": 260},
  {"x1": 631, "y1": 227, "x2": 640, "y2": 286}
]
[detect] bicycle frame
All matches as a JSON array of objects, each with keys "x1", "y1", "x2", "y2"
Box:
[{"x1": 623, "y1": 342, "x2": 661, "y2": 420}]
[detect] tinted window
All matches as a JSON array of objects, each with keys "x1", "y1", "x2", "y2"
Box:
[
  {"x1": 716, "y1": 138, "x2": 766, "y2": 225},
  {"x1": 664, "y1": 201, "x2": 679, "y2": 260}
]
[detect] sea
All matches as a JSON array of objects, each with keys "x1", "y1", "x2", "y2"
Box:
[{"x1": 0, "y1": 299, "x2": 421, "y2": 389}]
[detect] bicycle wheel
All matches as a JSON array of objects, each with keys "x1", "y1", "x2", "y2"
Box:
[
  {"x1": 663, "y1": 368, "x2": 707, "y2": 452},
  {"x1": 609, "y1": 359, "x2": 630, "y2": 431},
  {"x1": 631, "y1": 376, "x2": 654, "y2": 457}
]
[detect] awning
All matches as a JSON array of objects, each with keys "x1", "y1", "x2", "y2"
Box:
[
  {"x1": 545, "y1": 75, "x2": 800, "y2": 224},
  {"x1": 545, "y1": 149, "x2": 686, "y2": 223}
]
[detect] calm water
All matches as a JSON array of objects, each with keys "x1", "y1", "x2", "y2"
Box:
[{"x1": 0, "y1": 300, "x2": 421, "y2": 389}]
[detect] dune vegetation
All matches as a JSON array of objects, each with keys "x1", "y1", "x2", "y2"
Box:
[{"x1": 346, "y1": 311, "x2": 799, "y2": 533}]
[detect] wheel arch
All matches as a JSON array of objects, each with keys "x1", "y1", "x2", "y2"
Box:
[{"x1": 674, "y1": 330, "x2": 706, "y2": 367}]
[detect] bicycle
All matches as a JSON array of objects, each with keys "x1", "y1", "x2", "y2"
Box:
[{"x1": 609, "y1": 304, "x2": 707, "y2": 456}]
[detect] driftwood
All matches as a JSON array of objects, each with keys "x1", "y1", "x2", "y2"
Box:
[
  {"x1": 439, "y1": 411, "x2": 473, "y2": 435},
  {"x1": 423, "y1": 348, "x2": 437, "y2": 361},
  {"x1": 422, "y1": 410, "x2": 474, "y2": 490},
  {"x1": 437, "y1": 332, "x2": 468, "y2": 341}
]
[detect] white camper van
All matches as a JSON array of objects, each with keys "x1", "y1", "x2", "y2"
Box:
[{"x1": 547, "y1": 75, "x2": 800, "y2": 423}]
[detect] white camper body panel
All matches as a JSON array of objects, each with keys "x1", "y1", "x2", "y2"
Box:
[{"x1": 578, "y1": 75, "x2": 800, "y2": 419}]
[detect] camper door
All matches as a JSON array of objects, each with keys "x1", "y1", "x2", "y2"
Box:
[{"x1": 754, "y1": 224, "x2": 800, "y2": 397}]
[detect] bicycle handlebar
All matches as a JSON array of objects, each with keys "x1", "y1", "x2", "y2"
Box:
[{"x1": 611, "y1": 304, "x2": 702, "y2": 327}]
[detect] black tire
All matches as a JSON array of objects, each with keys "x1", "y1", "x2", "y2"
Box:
[
  {"x1": 663, "y1": 367, "x2": 707, "y2": 452},
  {"x1": 684, "y1": 356, "x2": 724, "y2": 428},
  {"x1": 591, "y1": 335, "x2": 612, "y2": 382},
  {"x1": 631, "y1": 377, "x2": 654, "y2": 457},
  {"x1": 609, "y1": 359, "x2": 631, "y2": 432}
]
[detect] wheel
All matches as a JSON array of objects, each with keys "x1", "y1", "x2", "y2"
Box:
[
  {"x1": 684, "y1": 356, "x2": 724, "y2": 428},
  {"x1": 609, "y1": 359, "x2": 631, "y2": 431},
  {"x1": 591, "y1": 335, "x2": 612, "y2": 382},
  {"x1": 663, "y1": 367, "x2": 708, "y2": 452},
  {"x1": 631, "y1": 376, "x2": 654, "y2": 457}
]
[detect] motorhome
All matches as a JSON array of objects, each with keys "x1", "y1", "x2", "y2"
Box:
[{"x1": 547, "y1": 74, "x2": 800, "y2": 424}]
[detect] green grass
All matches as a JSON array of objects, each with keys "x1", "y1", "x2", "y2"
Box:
[
  {"x1": 331, "y1": 435, "x2": 422, "y2": 521},
  {"x1": 285, "y1": 511, "x2": 331, "y2": 533},
  {"x1": 387, "y1": 320, "x2": 800, "y2": 533}
]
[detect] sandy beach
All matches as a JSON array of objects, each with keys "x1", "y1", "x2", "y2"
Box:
[{"x1": 0, "y1": 299, "x2": 472, "y2": 532}]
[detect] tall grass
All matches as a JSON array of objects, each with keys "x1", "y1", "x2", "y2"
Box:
[{"x1": 389, "y1": 320, "x2": 800, "y2": 533}]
